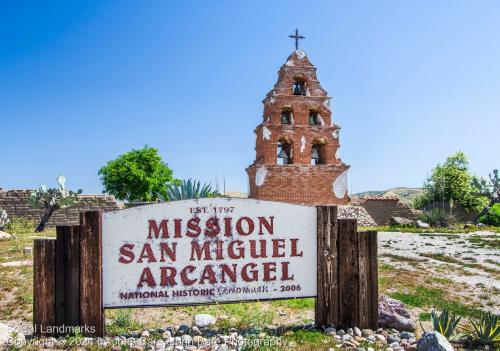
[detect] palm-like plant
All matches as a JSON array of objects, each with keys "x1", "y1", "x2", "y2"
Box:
[
  {"x1": 162, "y1": 179, "x2": 219, "y2": 201},
  {"x1": 431, "y1": 309, "x2": 462, "y2": 340},
  {"x1": 465, "y1": 312, "x2": 500, "y2": 346}
]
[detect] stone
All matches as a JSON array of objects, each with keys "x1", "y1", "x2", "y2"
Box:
[
  {"x1": 0, "y1": 322, "x2": 25, "y2": 347},
  {"x1": 141, "y1": 330, "x2": 150, "y2": 338},
  {"x1": 162, "y1": 330, "x2": 172, "y2": 339},
  {"x1": 181, "y1": 334, "x2": 192, "y2": 345},
  {"x1": 337, "y1": 329, "x2": 345, "y2": 337},
  {"x1": 400, "y1": 331, "x2": 414, "y2": 339},
  {"x1": 347, "y1": 327, "x2": 354, "y2": 336},
  {"x1": 378, "y1": 294, "x2": 416, "y2": 331},
  {"x1": 362, "y1": 329, "x2": 374, "y2": 337},
  {"x1": 390, "y1": 216, "x2": 413, "y2": 226},
  {"x1": 193, "y1": 314, "x2": 216, "y2": 328},
  {"x1": 416, "y1": 331, "x2": 454, "y2": 351},
  {"x1": 388, "y1": 335, "x2": 401, "y2": 344},
  {"x1": 324, "y1": 327, "x2": 336, "y2": 335},
  {"x1": 416, "y1": 220, "x2": 430, "y2": 229},
  {"x1": 353, "y1": 326, "x2": 362, "y2": 337},
  {"x1": 192, "y1": 336, "x2": 205, "y2": 346},
  {"x1": 175, "y1": 324, "x2": 190, "y2": 336},
  {"x1": 190, "y1": 326, "x2": 201, "y2": 336},
  {"x1": 389, "y1": 341, "x2": 401, "y2": 348},
  {"x1": 0, "y1": 230, "x2": 12, "y2": 239}
]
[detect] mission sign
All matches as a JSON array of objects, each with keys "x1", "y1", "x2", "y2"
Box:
[{"x1": 102, "y1": 198, "x2": 317, "y2": 308}]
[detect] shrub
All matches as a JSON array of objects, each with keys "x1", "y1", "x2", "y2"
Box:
[
  {"x1": 419, "y1": 209, "x2": 455, "y2": 227},
  {"x1": 5, "y1": 217, "x2": 36, "y2": 235},
  {"x1": 163, "y1": 179, "x2": 219, "y2": 200},
  {"x1": 478, "y1": 203, "x2": 500, "y2": 226}
]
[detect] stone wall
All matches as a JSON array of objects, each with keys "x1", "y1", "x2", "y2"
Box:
[
  {"x1": 0, "y1": 189, "x2": 121, "y2": 227},
  {"x1": 352, "y1": 196, "x2": 420, "y2": 226}
]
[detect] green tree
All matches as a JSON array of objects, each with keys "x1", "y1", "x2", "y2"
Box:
[
  {"x1": 98, "y1": 146, "x2": 175, "y2": 202},
  {"x1": 414, "y1": 151, "x2": 487, "y2": 212}
]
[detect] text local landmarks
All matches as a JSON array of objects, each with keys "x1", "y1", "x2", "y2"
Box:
[{"x1": 102, "y1": 199, "x2": 317, "y2": 308}]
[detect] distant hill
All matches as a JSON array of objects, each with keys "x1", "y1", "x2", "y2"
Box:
[{"x1": 352, "y1": 187, "x2": 423, "y2": 205}]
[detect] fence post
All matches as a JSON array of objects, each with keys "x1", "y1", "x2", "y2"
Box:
[
  {"x1": 55, "y1": 225, "x2": 81, "y2": 331},
  {"x1": 315, "y1": 206, "x2": 339, "y2": 327},
  {"x1": 337, "y1": 218, "x2": 359, "y2": 329},
  {"x1": 80, "y1": 211, "x2": 104, "y2": 337},
  {"x1": 33, "y1": 239, "x2": 56, "y2": 336}
]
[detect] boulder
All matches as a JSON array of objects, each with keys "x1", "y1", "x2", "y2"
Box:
[
  {"x1": 0, "y1": 230, "x2": 11, "y2": 239},
  {"x1": 193, "y1": 314, "x2": 216, "y2": 328},
  {"x1": 416, "y1": 220, "x2": 430, "y2": 229},
  {"x1": 378, "y1": 294, "x2": 416, "y2": 331},
  {"x1": 416, "y1": 331, "x2": 454, "y2": 351},
  {"x1": 390, "y1": 217, "x2": 413, "y2": 226}
]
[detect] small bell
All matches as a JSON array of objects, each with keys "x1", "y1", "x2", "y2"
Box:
[
  {"x1": 281, "y1": 113, "x2": 290, "y2": 124},
  {"x1": 278, "y1": 147, "x2": 289, "y2": 160},
  {"x1": 309, "y1": 112, "x2": 318, "y2": 125},
  {"x1": 311, "y1": 147, "x2": 320, "y2": 163}
]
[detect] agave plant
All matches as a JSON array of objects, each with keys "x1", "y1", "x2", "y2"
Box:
[
  {"x1": 29, "y1": 175, "x2": 82, "y2": 232},
  {"x1": 162, "y1": 179, "x2": 218, "y2": 201},
  {"x1": 430, "y1": 309, "x2": 462, "y2": 340},
  {"x1": 465, "y1": 312, "x2": 500, "y2": 346}
]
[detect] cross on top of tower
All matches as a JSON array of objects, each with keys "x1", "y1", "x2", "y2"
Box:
[{"x1": 288, "y1": 29, "x2": 305, "y2": 50}]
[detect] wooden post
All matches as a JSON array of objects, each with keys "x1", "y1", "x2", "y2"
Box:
[
  {"x1": 315, "y1": 206, "x2": 339, "y2": 327},
  {"x1": 337, "y1": 218, "x2": 359, "y2": 328},
  {"x1": 33, "y1": 239, "x2": 56, "y2": 336},
  {"x1": 80, "y1": 211, "x2": 104, "y2": 337},
  {"x1": 55, "y1": 226, "x2": 81, "y2": 331},
  {"x1": 366, "y1": 230, "x2": 378, "y2": 328}
]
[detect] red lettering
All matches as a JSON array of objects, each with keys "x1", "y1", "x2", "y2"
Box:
[
  {"x1": 137, "y1": 267, "x2": 156, "y2": 287},
  {"x1": 199, "y1": 265, "x2": 217, "y2": 284},
  {"x1": 263, "y1": 262, "x2": 277, "y2": 281},
  {"x1": 180, "y1": 265, "x2": 196, "y2": 285},
  {"x1": 290, "y1": 239, "x2": 303, "y2": 257},
  {"x1": 118, "y1": 244, "x2": 134, "y2": 263},
  {"x1": 159, "y1": 242, "x2": 177, "y2": 262},
  {"x1": 250, "y1": 240, "x2": 267, "y2": 258},
  {"x1": 186, "y1": 217, "x2": 201, "y2": 237},
  {"x1": 258, "y1": 216, "x2": 274, "y2": 235},
  {"x1": 148, "y1": 219, "x2": 169, "y2": 239},
  {"x1": 236, "y1": 216, "x2": 254, "y2": 235},
  {"x1": 174, "y1": 218, "x2": 182, "y2": 238},
  {"x1": 228, "y1": 240, "x2": 244, "y2": 259},
  {"x1": 204, "y1": 217, "x2": 220, "y2": 237},
  {"x1": 190, "y1": 241, "x2": 212, "y2": 260},
  {"x1": 241, "y1": 263, "x2": 258, "y2": 282},
  {"x1": 160, "y1": 266, "x2": 177, "y2": 286},
  {"x1": 220, "y1": 264, "x2": 237, "y2": 283},
  {"x1": 272, "y1": 239, "x2": 286, "y2": 257},
  {"x1": 223, "y1": 217, "x2": 232, "y2": 236},
  {"x1": 138, "y1": 243, "x2": 156, "y2": 263},
  {"x1": 281, "y1": 261, "x2": 294, "y2": 281}
]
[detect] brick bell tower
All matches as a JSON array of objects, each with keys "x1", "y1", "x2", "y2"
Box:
[{"x1": 246, "y1": 31, "x2": 350, "y2": 205}]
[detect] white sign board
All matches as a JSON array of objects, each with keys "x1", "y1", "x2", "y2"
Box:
[{"x1": 102, "y1": 198, "x2": 317, "y2": 308}]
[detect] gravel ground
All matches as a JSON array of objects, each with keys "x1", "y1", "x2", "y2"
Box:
[{"x1": 379, "y1": 230, "x2": 500, "y2": 314}]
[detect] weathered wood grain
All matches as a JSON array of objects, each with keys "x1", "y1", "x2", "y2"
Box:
[
  {"x1": 315, "y1": 206, "x2": 339, "y2": 327},
  {"x1": 33, "y1": 239, "x2": 56, "y2": 336},
  {"x1": 80, "y1": 211, "x2": 104, "y2": 337}
]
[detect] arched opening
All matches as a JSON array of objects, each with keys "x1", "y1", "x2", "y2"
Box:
[
  {"x1": 309, "y1": 110, "x2": 319, "y2": 125},
  {"x1": 277, "y1": 138, "x2": 293, "y2": 165},
  {"x1": 281, "y1": 108, "x2": 293, "y2": 125},
  {"x1": 311, "y1": 139, "x2": 326, "y2": 165},
  {"x1": 292, "y1": 77, "x2": 306, "y2": 96}
]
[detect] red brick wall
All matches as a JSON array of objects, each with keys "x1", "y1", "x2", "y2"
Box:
[{"x1": 246, "y1": 50, "x2": 350, "y2": 206}]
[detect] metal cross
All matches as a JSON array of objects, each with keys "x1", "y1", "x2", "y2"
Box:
[{"x1": 289, "y1": 29, "x2": 305, "y2": 50}]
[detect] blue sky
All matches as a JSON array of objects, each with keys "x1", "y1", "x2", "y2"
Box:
[{"x1": 1, "y1": 1, "x2": 499, "y2": 195}]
